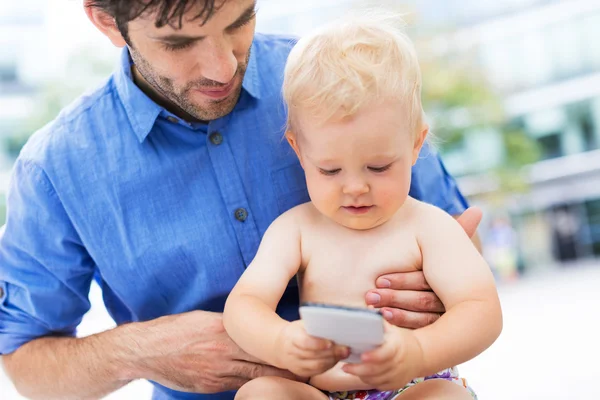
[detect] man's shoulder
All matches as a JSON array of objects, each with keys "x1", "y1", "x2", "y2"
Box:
[
  {"x1": 254, "y1": 32, "x2": 298, "y2": 51},
  {"x1": 252, "y1": 32, "x2": 298, "y2": 64},
  {"x1": 19, "y1": 76, "x2": 123, "y2": 167}
]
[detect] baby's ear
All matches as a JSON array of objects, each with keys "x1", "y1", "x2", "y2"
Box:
[
  {"x1": 285, "y1": 131, "x2": 304, "y2": 167},
  {"x1": 412, "y1": 124, "x2": 429, "y2": 165}
]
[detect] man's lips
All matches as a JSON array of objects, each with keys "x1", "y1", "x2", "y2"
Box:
[{"x1": 195, "y1": 80, "x2": 236, "y2": 99}]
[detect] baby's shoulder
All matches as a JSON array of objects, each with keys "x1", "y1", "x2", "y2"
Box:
[
  {"x1": 404, "y1": 197, "x2": 457, "y2": 230},
  {"x1": 404, "y1": 198, "x2": 466, "y2": 248},
  {"x1": 269, "y1": 202, "x2": 319, "y2": 231}
]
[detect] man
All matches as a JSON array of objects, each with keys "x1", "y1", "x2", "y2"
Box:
[{"x1": 0, "y1": 1, "x2": 481, "y2": 399}]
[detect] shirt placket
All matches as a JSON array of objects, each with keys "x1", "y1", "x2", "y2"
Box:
[{"x1": 205, "y1": 119, "x2": 261, "y2": 267}]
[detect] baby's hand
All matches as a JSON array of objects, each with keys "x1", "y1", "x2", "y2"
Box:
[
  {"x1": 276, "y1": 320, "x2": 349, "y2": 377},
  {"x1": 342, "y1": 325, "x2": 423, "y2": 391}
]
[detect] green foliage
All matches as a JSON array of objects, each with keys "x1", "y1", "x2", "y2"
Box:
[{"x1": 420, "y1": 57, "x2": 541, "y2": 190}]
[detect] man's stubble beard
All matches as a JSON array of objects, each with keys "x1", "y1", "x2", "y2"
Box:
[{"x1": 129, "y1": 46, "x2": 251, "y2": 122}]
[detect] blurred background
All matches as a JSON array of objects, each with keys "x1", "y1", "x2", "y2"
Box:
[{"x1": 1, "y1": 0, "x2": 599, "y2": 399}]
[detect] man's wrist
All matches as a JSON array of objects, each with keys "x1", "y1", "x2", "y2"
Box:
[{"x1": 100, "y1": 321, "x2": 150, "y2": 382}]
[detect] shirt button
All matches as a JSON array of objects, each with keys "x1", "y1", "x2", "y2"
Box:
[
  {"x1": 234, "y1": 208, "x2": 248, "y2": 222},
  {"x1": 209, "y1": 132, "x2": 223, "y2": 145},
  {"x1": 166, "y1": 116, "x2": 179, "y2": 123}
]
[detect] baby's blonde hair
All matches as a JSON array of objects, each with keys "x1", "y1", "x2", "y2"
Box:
[{"x1": 283, "y1": 12, "x2": 424, "y2": 135}]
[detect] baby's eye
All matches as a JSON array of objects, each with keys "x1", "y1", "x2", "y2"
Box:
[
  {"x1": 368, "y1": 164, "x2": 392, "y2": 173},
  {"x1": 319, "y1": 168, "x2": 341, "y2": 176}
]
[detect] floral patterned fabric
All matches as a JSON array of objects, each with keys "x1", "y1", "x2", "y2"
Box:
[{"x1": 326, "y1": 367, "x2": 477, "y2": 399}]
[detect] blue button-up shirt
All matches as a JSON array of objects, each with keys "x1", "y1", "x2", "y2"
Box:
[{"x1": 0, "y1": 33, "x2": 467, "y2": 399}]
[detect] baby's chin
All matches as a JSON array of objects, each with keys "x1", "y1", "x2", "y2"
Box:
[{"x1": 334, "y1": 214, "x2": 390, "y2": 231}]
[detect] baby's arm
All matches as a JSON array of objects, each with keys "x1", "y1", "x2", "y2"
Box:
[
  {"x1": 223, "y1": 209, "x2": 304, "y2": 368},
  {"x1": 414, "y1": 204, "x2": 503, "y2": 376}
]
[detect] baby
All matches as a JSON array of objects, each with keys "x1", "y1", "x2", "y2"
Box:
[{"x1": 224, "y1": 13, "x2": 502, "y2": 400}]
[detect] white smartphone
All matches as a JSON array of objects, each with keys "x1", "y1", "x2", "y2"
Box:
[{"x1": 299, "y1": 302, "x2": 385, "y2": 363}]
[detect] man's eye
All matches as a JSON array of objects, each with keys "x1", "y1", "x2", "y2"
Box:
[
  {"x1": 368, "y1": 164, "x2": 392, "y2": 173},
  {"x1": 319, "y1": 168, "x2": 341, "y2": 176},
  {"x1": 163, "y1": 41, "x2": 195, "y2": 52}
]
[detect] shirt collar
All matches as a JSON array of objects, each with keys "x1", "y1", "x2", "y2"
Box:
[
  {"x1": 242, "y1": 40, "x2": 261, "y2": 100},
  {"x1": 114, "y1": 41, "x2": 261, "y2": 143},
  {"x1": 114, "y1": 48, "x2": 162, "y2": 143}
]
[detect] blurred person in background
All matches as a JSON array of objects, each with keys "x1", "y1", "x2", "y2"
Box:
[
  {"x1": 0, "y1": 1, "x2": 481, "y2": 399},
  {"x1": 484, "y1": 216, "x2": 520, "y2": 281}
]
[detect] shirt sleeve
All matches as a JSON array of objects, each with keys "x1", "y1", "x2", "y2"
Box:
[
  {"x1": 0, "y1": 159, "x2": 96, "y2": 355},
  {"x1": 409, "y1": 141, "x2": 469, "y2": 216}
]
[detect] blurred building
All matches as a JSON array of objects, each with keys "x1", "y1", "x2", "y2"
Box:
[
  {"x1": 0, "y1": 0, "x2": 50, "y2": 217},
  {"x1": 431, "y1": 0, "x2": 600, "y2": 270},
  {"x1": 0, "y1": 1, "x2": 47, "y2": 169},
  {"x1": 0, "y1": 1, "x2": 118, "y2": 224}
]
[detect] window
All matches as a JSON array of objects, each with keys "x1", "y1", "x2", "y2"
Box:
[
  {"x1": 537, "y1": 132, "x2": 562, "y2": 159},
  {"x1": 0, "y1": 63, "x2": 17, "y2": 83},
  {"x1": 584, "y1": 199, "x2": 600, "y2": 256}
]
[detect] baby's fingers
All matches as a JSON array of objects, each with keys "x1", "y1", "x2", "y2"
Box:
[
  {"x1": 361, "y1": 342, "x2": 395, "y2": 363},
  {"x1": 297, "y1": 344, "x2": 349, "y2": 361},
  {"x1": 293, "y1": 334, "x2": 333, "y2": 351}
]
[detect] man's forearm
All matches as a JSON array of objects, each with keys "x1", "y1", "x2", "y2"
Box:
[{"x1": 3, "y1": 323, "x2": 140, "y2": 400}]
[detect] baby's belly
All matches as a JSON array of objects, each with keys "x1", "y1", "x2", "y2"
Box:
[{"x1": 299, "y1": 273, "x2": 377, "y2": 308}]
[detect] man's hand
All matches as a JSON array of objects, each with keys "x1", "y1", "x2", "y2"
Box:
[
  {"x1": 125, "y1": 311, "x2": 299, "y2": 393},
  {"x1": 365, "y1": 206, "x2": 483, "y2": 329},
  {"x1": 455, "y1": 206, "x2": 483, "y2": 239}
]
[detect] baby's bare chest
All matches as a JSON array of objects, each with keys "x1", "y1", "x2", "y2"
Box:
[{"x1": 298, "y1": 232, "x2": 422, "y2": 306}]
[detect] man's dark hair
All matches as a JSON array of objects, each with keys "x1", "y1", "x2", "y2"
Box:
[{"x1": 88, "y1": 0, "x2": 222, "y2": 42}]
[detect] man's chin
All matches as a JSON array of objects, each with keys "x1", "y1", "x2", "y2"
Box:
[{"x1": 186, "y1": 88, "x2": 241, "y2": 121}]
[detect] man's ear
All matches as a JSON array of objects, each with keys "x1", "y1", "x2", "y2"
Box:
[
  {"x1": 412, "y1": 124, "x2": 429, "y2": 165},
  {"x1": 285, "y1": 131, "x2": 304, "y2": 168},
  {"x1": 84, "y1": 1, "x2": 128, "y2": 48}
]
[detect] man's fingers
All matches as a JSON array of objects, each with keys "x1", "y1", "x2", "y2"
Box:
[
  {"x1": 379, "y1": 307, "x2": 442, "y2": 329},
  {"x1": 366, "y1": 289, "x2": 445, "y2": 313},
  {"x1": 455, "y1": 206, "x2": 482, "y2": 238},
  {"x1": 375, "y1": 270, "x2": 431, "y2": 291}
]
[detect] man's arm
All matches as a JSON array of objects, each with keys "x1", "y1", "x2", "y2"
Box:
[
  {"x1": 0, "y1": 160, "x2": 293, "y2": 399},
  {"x1": 3, "y1": 327, "x2": 134, "y2": 400},
  {"x1": 3, "y1": 311, "x2": 294, "y2": 399}
]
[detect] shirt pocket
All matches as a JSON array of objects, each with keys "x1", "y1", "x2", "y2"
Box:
[{"x1": 270, "y1": 162, "x2": 310, "y2": 214}]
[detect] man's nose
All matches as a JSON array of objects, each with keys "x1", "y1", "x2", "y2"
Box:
[{"x1": 200, "y1": 37, "x2": 238, "y2": 84}]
